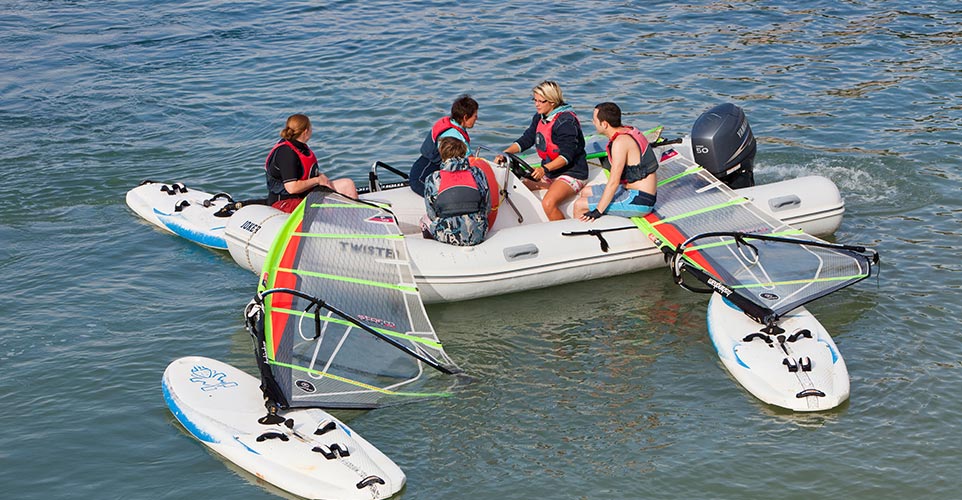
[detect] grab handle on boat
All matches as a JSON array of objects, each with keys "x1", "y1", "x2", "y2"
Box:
[
  {"x1": 503, "y1": 244, "x2": 539, "y2": 261},
  {"x1": 768, "y1": 195, "x2": 801, "y2": 212}
]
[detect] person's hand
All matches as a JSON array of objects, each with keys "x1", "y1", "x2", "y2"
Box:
[
  {"x1": 494, "y1": 154, "x2": 507, "y2": 165},
  {"x1": 531, "y1": 166, "x2": 546, "y2": 181},
  {"x1": 581, "y1": 209, "x2": 603, "y2": 221}
]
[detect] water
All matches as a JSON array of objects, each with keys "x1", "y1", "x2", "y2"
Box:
[{"x1": 2, "y1": 1, "x2": 960, "y2": 498}]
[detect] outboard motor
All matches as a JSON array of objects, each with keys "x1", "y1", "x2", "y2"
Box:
[{"x1": 691, "y1": 103, "x2": 756, "y2": 188}]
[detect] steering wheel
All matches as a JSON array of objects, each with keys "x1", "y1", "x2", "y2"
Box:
[{"x1": 503, "y1": 152, "x2": 537, "y2": 181}]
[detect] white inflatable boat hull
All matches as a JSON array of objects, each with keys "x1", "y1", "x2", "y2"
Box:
[{"x1": 226, "y1": 168, "x2": 845, "y2": 304}]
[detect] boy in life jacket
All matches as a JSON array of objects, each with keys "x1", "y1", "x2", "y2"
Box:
[
  {"x1": 420, "y1": 137, "x2": 491, "y2": 246},
  {"x1": 409, "y1": 95, "x2": 479, "y2": 197},
  {"x1": 574, "y1": 102, "x2": 658, "y2": 221}
]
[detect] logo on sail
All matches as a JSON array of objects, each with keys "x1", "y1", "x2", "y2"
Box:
[
  {"x1": 366, "y1": 215, "x2": 396, "y2": 224},
  {"x1": 295, "y1": 380, "x2": 317, "y2": 393}
]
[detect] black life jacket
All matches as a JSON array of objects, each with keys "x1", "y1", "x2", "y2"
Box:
[{"x1": 434, "y1": 169, "x2": 483, "y2": 218}]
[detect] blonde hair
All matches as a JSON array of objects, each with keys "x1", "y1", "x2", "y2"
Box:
[
  {"x1": 280, "y1": 114, "x2": 311, "y2": 141},
  {"x1": 438, "y1": 137, "x2": 468, "y2": 161},
  {"x1": 532, "y1": 80, "x2": 565, "y2": 106}
]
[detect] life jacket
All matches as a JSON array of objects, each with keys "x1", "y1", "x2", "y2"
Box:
[
  {"x1": 606, "y1": 126, "x2": 659, "y2": 184},
  {"x1": 535, "y1": 110, "x2": 578, "y2": 163},
  {"x1": 410, "y1": 118, "x2": 471, "y2": 196},
  {"x1": 469, "y1": 157, "x2": 501, "y2": 227},
  {"x1": 430, "y1": 117, "x2": 470, "y2": 144},
  {"x1": 265, "y1": 139, "x2": 317, "y2": 181},
  {"x1": 434, "y1": 169, "x2": 483, "y2": 218}
]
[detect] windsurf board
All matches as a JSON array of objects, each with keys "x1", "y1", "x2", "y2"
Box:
[
  {"x1": 126, "y1": 181, "x2": 235, "y2": 249},
  {"x1": 162, "y1": 356, "x2": 405, "y2": 500},
  {"x1": 707, "y1": 292, "x2": 850, "y2": 412}
]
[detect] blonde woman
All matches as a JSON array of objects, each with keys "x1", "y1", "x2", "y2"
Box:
[
  {"x1": 497, "y1": 81, "x2": 588, "y2": 221},
  {"x1": 264, "y1": 113, "x2": 357, "y2": 213}
]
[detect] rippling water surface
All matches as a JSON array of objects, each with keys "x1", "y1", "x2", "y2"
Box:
[{"x1": 1, "y1": 1, "x2": 960, "y2": 499}]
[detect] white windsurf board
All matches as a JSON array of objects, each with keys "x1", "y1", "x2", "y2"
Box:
[
  {"x1": 162, "y1": 356, "x2": 405, "y2": 500},
  {"x1": 126, "y1": 181, "x2": 234, "y2": 249},
  {"x1": 707, "y1": 292, "x2": 850, "y2": 412}
]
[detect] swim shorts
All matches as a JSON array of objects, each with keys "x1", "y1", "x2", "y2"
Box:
[{"x1": 587, "y1": 184, "x2": 656, "y2": 218}]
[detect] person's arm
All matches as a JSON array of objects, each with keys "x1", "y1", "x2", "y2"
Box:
[
  {"x1": 582, "y1": 136, "x2": 628, "y2": 220},
  {"x1": 274, "y1": 145, "x2": 327, "y2": 195},
  {"x1": 549, "y1": 115, "x2": 581, "y2": 169},
  {"x1": 283, "y1": 173, "x2": 328, "y2": 195},
  {"x1": 513, "y1": 115, "x2": 539, "y2": 152}
]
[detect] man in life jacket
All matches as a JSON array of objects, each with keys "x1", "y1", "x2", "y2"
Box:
[
  {"x1": 420, "y1": 137, "x2": 490, "y2": 246},
  {"x1": 574, "y1": 102, "x2": 658, "y2": 220},
  {"x1": 409, "y1": 95, "x2": 479, "y2": 197}
]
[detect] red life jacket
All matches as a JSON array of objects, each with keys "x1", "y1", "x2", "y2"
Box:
[
  {"x1": 431, "y1": 117, "x2": 471, "y2": 144},
  {"x1": 265, "y1": 139, "x2": 317, "y2": 181},
  {"x1": 434, "y1": 169, "x2": 483, "y2": 218},
  {"x1": 535, "y1": 110, "x2": 578, "y2": 162},
  {"x1": 606, "y1": 126, "x2": 658, "y2": 183}
]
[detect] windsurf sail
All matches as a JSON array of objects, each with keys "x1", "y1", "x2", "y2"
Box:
[
  {"x1": 246, "y1": 189, "x2": 461, "y2": 410},
  {"x1": 633, "y1": 142, "x2": 879, "y2": 326}
]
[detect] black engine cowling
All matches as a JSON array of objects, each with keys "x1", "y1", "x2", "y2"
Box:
[{"x1": 691, "y1": 103, "x2": 756, "y2": 188}]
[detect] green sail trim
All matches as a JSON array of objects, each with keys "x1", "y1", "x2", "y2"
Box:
[
  {"x1": 657, "y1": 165, "x2": 704, "y2": 187},
  {"x1": 275, "y1": 266, "x2": 418, "y2": 293},
  {"x1": 254, "y1": 190, "x2": 462, "y2": 409},
  {"x1": 271, "y1": 305, "x2": 445, "y2": 350},
  {"x1": 267, "y1": 359, "x2": 453, "y2": 398},
  {"x1": 651, "y1": 197, "x2": 750, "y2": 226}
]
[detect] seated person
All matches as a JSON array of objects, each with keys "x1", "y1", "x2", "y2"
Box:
[
  {"x1": 265, "y1": 113, "x2": 357, "y2": 214},
  {"x1": 574, "y1": 102, "x2": 657, "y2": 221},
  {"x1": 420, "y1": 137, "x2": 490, "y2": 246},
  {"x1": 496, "y1": 81, "x2": 589, "y2": 221},
  {"x1": 409, "y1": 95, "x2": 479, "y2": 196}
]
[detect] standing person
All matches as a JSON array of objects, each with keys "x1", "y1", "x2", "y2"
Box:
[
  {"x1": 574, "y1": 102, "x2": 657, "y2": 221},
  {"x1": 496, "y1": 80, "x2": 588, "y2": 221},
  {"x1": 409, "y1": 95, "x2": 479, "y2": 196},
  {"x1": 264, "y1": 113, "x2": 357, "y2": 213},
  {"x1": 420, "y1": 137, "x2": 490, "y2": 246}
]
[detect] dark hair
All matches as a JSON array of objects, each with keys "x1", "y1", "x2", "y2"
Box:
[
  {"x1": 438, "y1": 136, "x2": 468, "y2": 161},
  {"x1": 594, "y1": 102, "x2": 623, "y2": 128},
  {"x1": 450, "y1": 94, "x2": 479, "y2": 123}
]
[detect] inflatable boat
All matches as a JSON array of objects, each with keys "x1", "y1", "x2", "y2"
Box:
[{"x1": 226, "y1": 106, "x2": 846, "y2": 304}]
